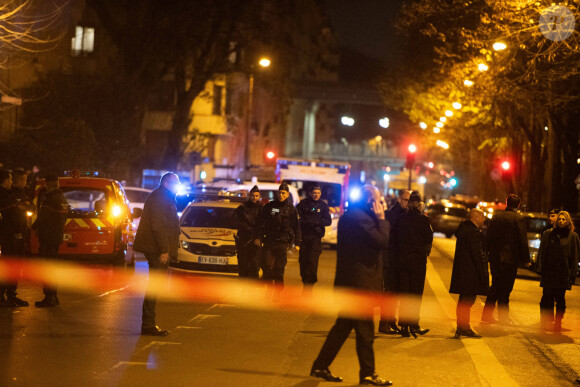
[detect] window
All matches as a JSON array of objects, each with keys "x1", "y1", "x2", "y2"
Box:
[{"x1": 71, "y1": 26, "x2": 94, "y2": 56}]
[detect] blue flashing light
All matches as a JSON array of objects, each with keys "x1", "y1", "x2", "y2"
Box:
[
  {"x1": 200, "y1": 171, "x2": 207, "y2": 180},
  {"x1": 349, "y1": 187, "x2": 361, "y2": 201},
  {"x1": 450, "y1": 178, "x2": 458, "y2": 187}
]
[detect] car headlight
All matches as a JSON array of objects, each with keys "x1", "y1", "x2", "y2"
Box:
[
  {"x1": 528, "y1": 238, "x2": 540, "y2": 249},
  {"x1": 181, "y1": 241, "x2": 188, "y2": 249},
  {"x1": 112, "y1": 205, "x2": 122, "y2": 217}
]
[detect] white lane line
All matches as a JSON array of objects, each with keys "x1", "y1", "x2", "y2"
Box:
[
  {"x1": 426, "y1": 259, "x2": 519, "y2": 387},
  {"x1": 176, "y1": 326, "x2": 203, "y2": 329},
  {"x1": 187, "y1": 314, "x2": 220, "y2": 323},
  {"x1": 142, "y1": 341, "x2": 182, "y2": 350},
  {"x1": 110, "y1": 361, "x2": 149, "y2": 370},
  {"x1": 209, "y1": 304, "x2": 235, "y2": 309}
]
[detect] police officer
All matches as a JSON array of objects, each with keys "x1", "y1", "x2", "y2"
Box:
[
  {"x1": 297, "y1": 184, "x2": 331, "y2": 294},
  {"x1": 258, "y1": 183, "x2": 301, "y2": 299},
  {"x1": 0, "y1": 169, "x2": 29, "y2": 307},
  {"x1": 32, "y1": 173, "x2": 69, "y2": 307},
  {"x1": 232, "y1": 185, "x2": 263, "y2": 278}
]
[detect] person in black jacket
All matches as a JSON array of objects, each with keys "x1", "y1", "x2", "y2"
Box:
[
  {"x1": 232, "y1": 185, "x2": 263, "y2": 278},
  {"x1": 133, "y1": 173, "x2": 180, "y2": 336},
  {"x1": 537, "y1": 211, "x2": 579, "y2": 333},
  {"x1": 257, "y1": 183, "x2": 301, "y2": 299},
  {"x1": 481, "y1": 194, "x2": 529, "y2": 325},
  {"x1": 396, "y1": 191, "x2": 433, "y2": 338},
  {"x1": 297, "y1": 185, "x2": 331, "y2": 294},
  {"x1": 449, "y1": 208, "x2": 489, "y2": 338},
  {"x1": 0, "y1": 169, "x2": 30, "y2": 307},
  {"x1": 32, "y1": 173, "x2": 69, "y2": 307},
  {"x1": 379, "y1": 189, "x2": 410, "y2": 334},
  {"x1": 310, "y1": 185, "x2": 393, "y2": 386}
]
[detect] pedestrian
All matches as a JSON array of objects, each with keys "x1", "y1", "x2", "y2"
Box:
[
  {"x1": 133, "y1": 172, "x2": 180, "y2": 336},
  {"x1": 449, "y1": 208, "x2": 489, "y2": 338},
  {"x1": 378, "y1": 189, "x2": 410, "y2": 335},
  {"x1": 296, "y1": 184, "x2": 331, "y2": 295},
  {"x1": 542, "y1": 209, "x2": 559, "y2": 233},
  {"x1": 0, "y1": 169, "x2": 29, "y2": 307},
  {"x1": 11, "y1": 169, "x2": 35, "y2": 255},
  {"x1": 537, "y1": 211, "x2": 579, "y2": 333},
  {"x1": 395, "y1": 191, "x2": 433, "y2": 338},
  {"x1": 481, "y1": 194, "x2": 529, "y2": 325},
  {"x1": 232, "y1": 185, "x2": 263, "y2": 278},
  {"x1": 257, "y1": 183, "x2": 301, "y2": 300},
  {"x1": 32, "y1": 173, "x2": 69, "y2": 307},
  {"x1": 310, "y1": 185, "x2": 392, "y2": 386}
]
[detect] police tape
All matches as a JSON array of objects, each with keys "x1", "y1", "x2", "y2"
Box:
[{"x1": 0, "y1": 256, "x2": 425, "y2": 320}]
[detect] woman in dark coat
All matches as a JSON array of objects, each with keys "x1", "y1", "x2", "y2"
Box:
[
  {"x1": 449, "y1": 209, "x2": 488, "y2": 338},
  {"x1": 537, "y1": 211, "x2": 579, "y2": 333}
]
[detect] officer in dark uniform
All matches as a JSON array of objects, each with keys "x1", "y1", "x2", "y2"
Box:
[
  {"x1": 297, "y1": 184, "x2": 331, "y2": 294},
  {"x1": 232, "y1": 185, "x2": 263, "y2": 278},
  {"x1": 32, "y1": 173, "x2": 69, "y2": 307},
  {"x1": 258, "y1": 183, "x2": 301, "y2": 299},
  {"x1": 11, "y1": 169, "x2": 35, "y2": 257},
  {"x1": 0, "y1": 169, "x2": 29, "y2": 307}
]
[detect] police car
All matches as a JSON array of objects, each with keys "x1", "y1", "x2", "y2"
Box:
[
  {"x1": 29, "y1": 170, "x2": 141, "y2": 265},
  {"x1": 171, "y1": 200, "x2": 243, "y2": 275}
]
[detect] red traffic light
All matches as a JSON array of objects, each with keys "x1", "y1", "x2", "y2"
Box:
[
  {"x1": 266, "y1": 151, "x2": 275, "y2": 160},
  {"x1": 501, "y1": 161, "x2": 510, "y2": 171},
  {"x1": 408, "y1": 144, "x2": 417, "y2": 153}
]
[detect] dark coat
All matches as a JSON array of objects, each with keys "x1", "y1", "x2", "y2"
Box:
[
  {"x1": 258, "y1": 198, "x2": 301, "y2": 246},
  {"x1": 0, "y1": 186, "x2": 21, "y2": 244},
  {"x1": 133, "y1": 185, "x2": 180, "y2": 257},
  {"x1": 449, "y1": 220, "x2": 489, "y2": 296},
  {"x1": 538, "y1": 228, "x2": 579, "y2": 290},
  {"x1": 333, "y1": 206, "x2": 389, "y2": 291},
  {"x1": 384, "y1": 201, "x2": 406, "y2": 267},
  {"x1": 33, "y1": 189, "x2": 69, "y2": 247},
  {"x1": 297, "y1": 196, "x2": 331, "y2": 240},
  {"x1": 486, "y1": 207, "x2": 529, "y2": 266},
  {"x1": 232, "y1": 200, "x2": 263, "y2": 241},
  {"x1": 395, "y1": 208, "x2": 433, "y2": 272}
]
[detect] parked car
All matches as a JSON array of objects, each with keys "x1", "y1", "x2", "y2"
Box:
[
  {"x1": 521, "y1": 212, "x2": 550, "y2": 272},
  {"x1": 122, "y1": 186, "x2": 152, "y2": 230},
  {"x1": 171, "y1": 200, "x2": 241, "y2": 274},
  {"x1": 425, "y1": 202, "x2": 468, "y2": 238}
]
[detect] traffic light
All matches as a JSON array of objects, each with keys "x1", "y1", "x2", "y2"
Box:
[
  {"x1": 264, "y1": 150, "x2": 276, "y2": 164},
  {"x1": 501, "y1": 160, "x2": 510, "y2": 171},
  {"x1": 406, "y1": 144, "x2": 417, "y2": 169}
]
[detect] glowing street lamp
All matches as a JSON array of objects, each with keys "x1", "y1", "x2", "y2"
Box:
[
  {"x1": 436, "y1": 122, "x2": 444, "y2": 128},
  {"x1": 341, "y1": 116, "x2": 355, "y2": 126},
  {"x1": 419, "y1": 122, "x2": 427, "y2": 130},
  {"x1": 433, "y1": 127, "x2": 440, "y2": 134},
  {"x1": 478, "y1": 63, "x2": 489, "y2": 72},
  {"x1": 445, "y1": 110, "x2": 453, "y2": 117},
  {"x1": 464, "y1": 79, "x2": 474, "y2": 87},
  {"x1": 452, "y1": 102, "x2": 462, "y2": 109},
  {"x1": 379, "y1": 117, "x2": 390, "y2": 128},
  {"x1": 245, "y1": 57, "x2": 271, "y2": 169},
  {"x1": 493, "y1": 42, "x2": 507, "y2": 51}
]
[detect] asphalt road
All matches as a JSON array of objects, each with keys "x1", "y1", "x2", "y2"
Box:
[{"x1": 1, "y1": 235, "x2": 579, "y2": 386}]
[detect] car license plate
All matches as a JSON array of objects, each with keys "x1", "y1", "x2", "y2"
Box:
[{"x1": 198, "y1": 256, "x2": 229, "y2": 265}]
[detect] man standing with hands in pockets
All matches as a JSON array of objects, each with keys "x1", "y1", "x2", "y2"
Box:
[{"x1": 134, "y1": 172, "x2": 180, "y2": 336}]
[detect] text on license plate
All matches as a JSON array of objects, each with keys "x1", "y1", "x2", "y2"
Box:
[{"x1": 198, "y1": 256, "x2": 229, "y2": 265}]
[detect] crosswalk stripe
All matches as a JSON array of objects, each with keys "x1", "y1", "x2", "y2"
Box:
[{"x1": 426, "y1": 259, "x2": 519, "y2": 387}]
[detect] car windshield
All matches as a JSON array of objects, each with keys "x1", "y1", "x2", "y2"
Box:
[
  {"x1": 180, "y1": 206, "x2": 236, "y2": 228},
  {"x1": 525, "y1": 217, "x2": 549, "y2": 233},
  {"x1": 60, "y1": 188, "x2": 107, "y2": 217}
]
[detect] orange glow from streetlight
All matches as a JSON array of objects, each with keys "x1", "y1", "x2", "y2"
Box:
[{"x1": 259, "y1": 57, "x2": 271, "y2": 67}]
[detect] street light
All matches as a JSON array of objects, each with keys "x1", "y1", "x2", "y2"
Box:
[
  {"x1": 244, "y1": 57, "x2": 271, "y2": 170},
  {"x1": 493, "y1": 42, "x2": 507, "y2": 51},
  {"x1": 407, "y1": 144, "x2": 417, "y2": 190},
  {"x1": 419, "y1": 122, "x2": 427, "y2": 129},
  {"x1": 452, "y1": 102, "x2": 462, "y2": 109},
  {"x1": 464, "y1": 79, "x2": 474, "y2": 87}
]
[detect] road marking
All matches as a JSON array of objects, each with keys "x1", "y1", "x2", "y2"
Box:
[
  {"x1": 426, "y1": 259, "x2": 519, "y2": 387},
  {"x1": 209, "y1": 304, "x2": 235, "y2": 309},
  {"x1": 188, "y1": 314, "x2": 220, "y2": 323},
  {"x1": 142, "y1": 341, "x2": 182, "y2": 350},
  {"x1": 110, "y1": 361, "x2": 149, "y2": 370},
  {"x1": 176, "y1": 326, "x2": 203, "y2": 329}
]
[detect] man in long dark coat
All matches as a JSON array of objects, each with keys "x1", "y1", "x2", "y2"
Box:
[
  {"x1": 232, "y1": 185, "x2": 263, "y2": 278},
  {"x1": 134, "y1": 172, "x2": 180, "y2": 336},
  {"x1": 449, "y1": 208, "x2": 489, "y2": 338},
  {"x1": 310, "y1": 185, "x2": 393, "y2": 386},
  {"x1": 481, "y1": 194, "x2": 529, "y2": 325},
  {"x1": 396, "y1": 191, "x2": 433, "y2": 338}
]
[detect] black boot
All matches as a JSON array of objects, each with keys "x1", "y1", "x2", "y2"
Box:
[{"x1": 35, "y1": 296, "x2": 57, "y2": 308}]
